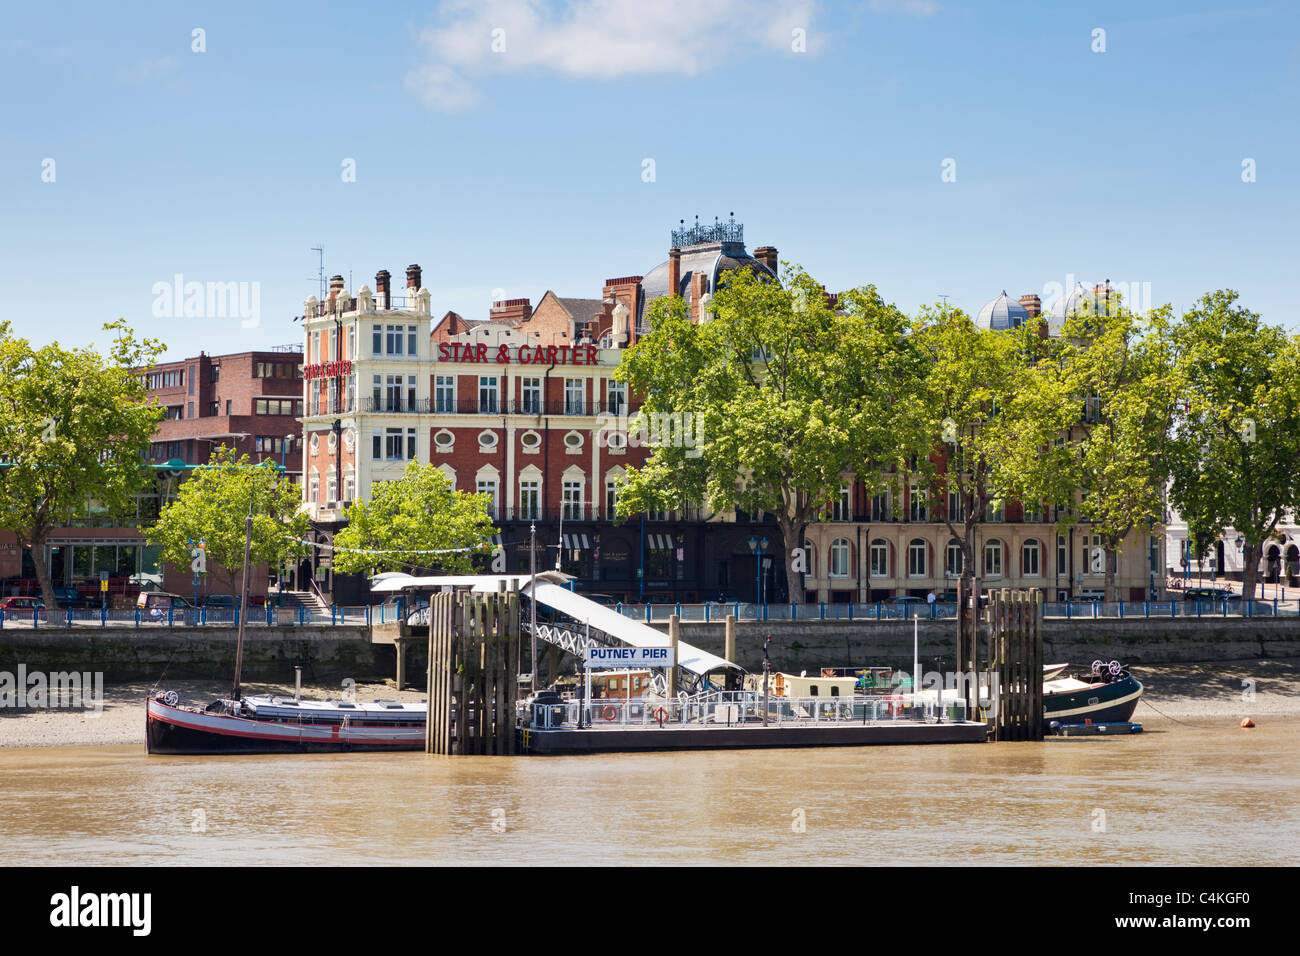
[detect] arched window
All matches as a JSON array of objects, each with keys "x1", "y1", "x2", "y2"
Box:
[
  {"x1": 908, "y1": 538, "x2": 928, "y2": 577},
  {"x1": 945, "y1": 539, "x2": 964, "y2": 578},
  {"x1": 1022, "y1": 539, "x2": 1041, "y2": 577},
  {"x1": 830, "y1": 539, "x2": 851, "y2": 577},
  {"x1": 869, "y1": 538, "x2": 889, "y2": 577},
  {"x1": 984, "y1": 540, "x2": 1004, "y2": 578}
]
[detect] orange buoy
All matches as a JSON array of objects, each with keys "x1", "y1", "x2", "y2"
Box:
[{"x1": 1241, "y1": 717, "x2": 1255, "y2": 728}]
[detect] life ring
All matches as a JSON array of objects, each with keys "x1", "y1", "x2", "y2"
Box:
[
  {"x1": 653, "y1": 707, "x2": 668, "y2": 724},
  {"x1": 602, "y1": 705, "x2": 618, "y2": 721}
]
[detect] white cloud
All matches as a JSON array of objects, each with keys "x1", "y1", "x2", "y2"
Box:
[
  {"x1": 407, "y1": 0, "x2": 821, "y2": 111},
  {"x1": 866, "y1": 0, "x2": 940, "y2": 17}
]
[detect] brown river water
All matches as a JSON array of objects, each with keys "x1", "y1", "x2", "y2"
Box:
[{"x1": 1, "y1": 719, "x2": 1296, "y2": 866}]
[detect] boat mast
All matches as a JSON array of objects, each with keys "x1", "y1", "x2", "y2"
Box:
[{"x1": 231, "y1": 499, "x2": 254, "y2": 701}]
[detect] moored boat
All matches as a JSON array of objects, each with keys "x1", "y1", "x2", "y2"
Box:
[
  {"x1": 1043, "y1": 660, "x2": 1144, "y2": 732},
  {"x1": 146, "y1": 691, "x2": 427, "y2": 754}
]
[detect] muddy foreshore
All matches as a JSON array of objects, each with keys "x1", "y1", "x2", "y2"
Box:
[{"x1": 1, "y1": 661, "x2": 1296, "y2": 749}]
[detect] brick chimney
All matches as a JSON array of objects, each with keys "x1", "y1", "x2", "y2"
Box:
[
  {"x1": 490, "y1": 297, "x2": 533, "y2": 325},
  {"x1": 668, "y1": 248, "x2": 682, "y2": 299},
  {"x1": 690, "y1": 272, "x2": 708, "y2": 321},
  {"x1": 1019, "y1": 294, "x2": 1041, "y2": 318},
  {"x1": 328, "y1": 275, "x2": 344, "y2": 311},
  {"x1": 754, "y1": 245, "x2": 779, "y2": 274},
  {"x1": 406, "y1": 263, "x2": 422, "y2": 290},
  {"x1": 375, "y1": 269, "x2": 391, "y2": 309}
]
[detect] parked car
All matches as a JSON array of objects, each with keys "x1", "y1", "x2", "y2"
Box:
[
  {"x1": 1, "y1": 596, "x2": 45, "y2": 611},
  {"x1": 1183, "y1": 587, "x2": 1239, "y2": 602},
  {"x1": 136, "y1": 592, "x2": 194, "y2": 616},
  {"x1": 52, "y1": 587, "x2": 92, "y2": 608},
  {"x1": 202, "y1": 594, "x2": 234, "y2": 609}
]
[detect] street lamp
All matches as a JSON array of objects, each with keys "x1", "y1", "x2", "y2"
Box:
[{"x1": 748, "y1": 536, "x2": 769, "y2": 606}]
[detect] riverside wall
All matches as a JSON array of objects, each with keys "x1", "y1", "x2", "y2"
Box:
[
  {"x1": 651, "y1": 617, "x2": 1300, "y2": 673},
  {"x1": 3, "y1": 617, "x2": 1298, "y2": 684},
  {"x1": 0, "y1": 626, "x2": 385, "y2": 683}
]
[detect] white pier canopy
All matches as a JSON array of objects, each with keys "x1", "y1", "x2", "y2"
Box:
[
  {"x1": 523, "y1": 582, "x2": 741, "y2": 679},
  {"x1": 369, "y1": 573, "x2": 743, "y2": 684}
]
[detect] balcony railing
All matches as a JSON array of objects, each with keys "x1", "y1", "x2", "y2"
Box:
[
  {"x1": 305, "y1": 399, "x2": 357, "y2": 416},
  {"x1": 356, "y1": 398, "x2": 643, "y2": 416}
]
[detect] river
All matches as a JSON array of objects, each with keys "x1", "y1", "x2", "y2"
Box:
[{"x1": 1, "y1": 719, "x2": 1295, "y2": 866}]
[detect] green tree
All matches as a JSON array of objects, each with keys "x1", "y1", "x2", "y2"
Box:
[
  {"x1": 1166, "y1": 291, "x2": 1300, "y2": 600},
  {"x1": 146, "y1": 446, "x2": 310, "y2": 594},
  {"x1": 613, "y1": 264, "x2": 923, "y2": 601},
  {"x1": 906, "y1": 306, "x2": 1046, "y2": 593},
  {"x1": 1007, "y1": 302, "x2": 1180, "y2": 601},
  {"x1": 0, "y1": 320, "x2": 164, "y2": 608},
  {"x1": 330, "y1": 462, "x2": 497, "y2": 576}
]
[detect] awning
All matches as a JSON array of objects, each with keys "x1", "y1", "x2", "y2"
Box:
[
  {"x1": 370, "y1": 572, "x2": 572, "y2": 594},
  {"x1": 488, "y1": 534, "x2": 503, "y2": 549},
  {"x1": 525, "y1": 582, "x2": 742, "y2": 677},
  {"x1": 561, "y1": 533, "x2": 590, "y2": 549},
  {"x1": 647, "y1": 534, "x2": 674, "y2": 550}
]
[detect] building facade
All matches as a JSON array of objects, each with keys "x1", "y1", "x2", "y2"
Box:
[
  {"x1": 295, "y1": 225, "x2": 1164, "y2": 604},
  {"x1": 0, "y1": 349, "x2": 302, "y2": 601}
]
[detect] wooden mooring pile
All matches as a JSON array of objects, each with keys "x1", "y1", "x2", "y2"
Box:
[
  {"x1": 425, "y1": 588, "x2": 521, "y2": 755},
  {"x1": 956, "y1": 583, "x2": 1044, "y2": 742}
]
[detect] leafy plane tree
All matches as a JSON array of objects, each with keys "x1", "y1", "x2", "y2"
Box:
[
  {"x1": 613, "y1": 264, "x2": 922, "y2": 600},
  {"x1": 146, "y1": 446, "x2": 310, "y2": 596},
  {"x1": 330, "y1": 462, "x2": 498, "y2": 576},
  {"x1": 0, "y1": 320, "x2": 164, "y2": 609},
  {"x1": 1007, "y1": 301, "x2": 1179, "y2": 602},
  {"x1": 1166, "y1": 291, "x2": 1300, "y2": 601},
  {"x1": 904, "y1": 305, "x2": 1046, "y2": 595}
]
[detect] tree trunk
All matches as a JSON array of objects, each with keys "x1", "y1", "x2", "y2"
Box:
[
  {"x1": 776, "y1": 516, "x2": 806, "y2": 605},
  {"x1": 1104, "y1": 546, "x2": 1118, "y2": 604},
  {"x1": 28, "y1": 534, "x2": 60, "y2": 610},
  {"x1": 1242, "y1": 541, "x2": 1259, "y2": 602}
]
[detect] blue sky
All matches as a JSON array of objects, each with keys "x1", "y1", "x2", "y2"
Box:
[{"x1": 3, "y1": 0, "x2": 1297, "y2": 360}]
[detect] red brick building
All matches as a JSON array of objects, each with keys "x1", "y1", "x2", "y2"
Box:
[{"x1": 0, "y1": 349, "x2": 303, "y2": 603}]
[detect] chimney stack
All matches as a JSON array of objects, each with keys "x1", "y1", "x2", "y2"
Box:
[
  {"x1": 490, "y1": 297, "x2": 533, "y2": 325},
  {"x1": 1019, "y1": 294, "x2": 1041, "y2": 318},
  {"x1": 668, "y1": 248, "x2": 682, "y2": 299},
  {"x1": 754, "y1": 246, "x2": 779, "y2": 274},
  {"x1": 690, "y1": 272, "x2": 708, "y2": 321},
  {"x1": 376, "y1": 269, "x2": 391, "y2": 309},
  {"x1": 328, "y1": 274, "x2": 345, "y2": 310},
  {"x1": 406, "y1": 263, "x2": 422, "y2": 290}
]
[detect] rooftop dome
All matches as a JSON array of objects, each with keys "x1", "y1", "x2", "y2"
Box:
[
  {"x1": 1050, "y1": 281, "x2": 1117, "y2": 335},
  {"x1": 976, "y1": 291, "x2": 1030, "y2": 331},
  {"x1": 637, "y1": 217, "x2": 775, "y2": 326}
]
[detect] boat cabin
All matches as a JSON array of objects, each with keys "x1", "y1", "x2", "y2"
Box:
[
  {"x1": 591, "y1": 670, "x2": 652, "y2": 700},
  {"x1": 744, "y1": 672, "x2": 859, "y2": 698}
]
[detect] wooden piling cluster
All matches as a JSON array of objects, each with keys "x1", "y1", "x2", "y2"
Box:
[
  {"x1": 425, "y1": 587, "x2": 522, "y2": 755},
  {"x1": 986, "y1": 588, "x2": 1043, "y2": 742}
]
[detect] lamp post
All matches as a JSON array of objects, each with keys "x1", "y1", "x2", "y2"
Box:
[
  {"x1": 529, "y1": 522, "x2": 537, "y2": 686},
  {"x1": 748, "y1": 536, "x2": 769, "y2": 606}
]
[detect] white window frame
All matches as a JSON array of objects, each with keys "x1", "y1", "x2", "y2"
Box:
[
  {"x1": 908, "y1": 539, "x2": 927, "y2": 578},
  {"x1": 830, "y1": 539, "x2": 851, "y2": 578},
  {"x1": 984, "y1": 540, "x2": 1004, "y2": 578},
  {"x1": 1023, "y1": 539, "x2": 1041, "y2": 578}
]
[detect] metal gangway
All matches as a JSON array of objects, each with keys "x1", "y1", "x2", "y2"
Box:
[
  {"x1": 368, "y1": 573, "x2": 745, "y2": 695},
  {"x1": 524, "y1": 582, "x2": 744, "y2": 695}
]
